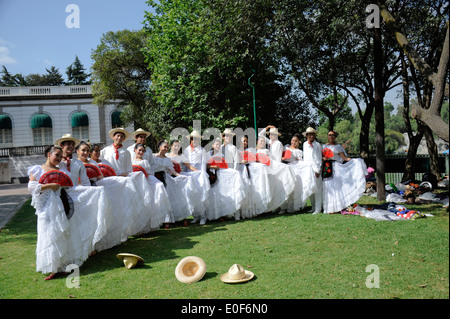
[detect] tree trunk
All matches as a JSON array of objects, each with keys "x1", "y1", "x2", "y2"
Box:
[
  {"x1": 374, "y1": 27, "x2": 386, "y2": 201},
  {"x1": 423, "y1": 126, "x2": 441, "y2": 180}
]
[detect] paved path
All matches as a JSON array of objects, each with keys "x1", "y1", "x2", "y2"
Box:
[{"x1": 0, "y1": 183, "x2": 30, "y2": 230}]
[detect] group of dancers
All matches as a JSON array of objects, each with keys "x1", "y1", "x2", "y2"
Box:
[{"x1": 28, "y1": 125, "x2": 367, "y2": 279}]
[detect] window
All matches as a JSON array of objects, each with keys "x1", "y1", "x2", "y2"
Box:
[
  {"x1": 111, "y1": 110, "x2": 123, "y2": 128},
  {"x1": 31, "y1": 114, "x2": 53, "y2": 146},
  {"x1": 71, "y1": 112, "x2": 89, "y2": 140},
  {"x1": 0, "y1": 114, "x2": 13, "y2": 144}
]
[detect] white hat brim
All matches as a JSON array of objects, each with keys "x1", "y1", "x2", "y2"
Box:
[
  {"x1": 132, "y1": 129, "x2": 151, "y2": 140},
  {"x1": 109, "y1": 128, "x2": 130, "y2": 141},
  {"x1": 220, "y1": 270, "x2": 254, "y2": 284},
  {"x1": 175, "y1": 256, "x2": 206, "y2": 284},
  {"x1": 55, "y1": 137, "x2": 80, "y2": 147}
]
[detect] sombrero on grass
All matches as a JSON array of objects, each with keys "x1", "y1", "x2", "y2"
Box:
[
  {"x1": 220, "y1": 264, "x2": 254, "y2": 284},
  {"x1": 175, "y1": 256, "x2": 206, "y2": 284},
  {"x1": 116, "y1": 253, "x2": 144, "y2": 269}
]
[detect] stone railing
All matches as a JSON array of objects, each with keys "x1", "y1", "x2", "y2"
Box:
[{"x1": 0, "y1": 85, "x2": 91, "y2": 97}]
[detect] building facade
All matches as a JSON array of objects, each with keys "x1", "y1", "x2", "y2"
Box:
[{"x1": 0, "y1": 85, "x2": 134, "y2": 183}]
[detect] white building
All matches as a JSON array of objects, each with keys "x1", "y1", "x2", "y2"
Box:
[{"x1": 0, "y1": 85, "x2": 134, "y2": 183}]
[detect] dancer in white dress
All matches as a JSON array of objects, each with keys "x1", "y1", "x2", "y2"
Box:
[
  {"x1": 258, "y1": 125, "x2": 283, "y2": 162},
  {"x1": 182, "y1": 130, "x2": 210, "y2": 225},
  {"x1": 281, "y1": 134, "x2": 316, "y2": 213},
  {"x1": 302, "y1": 127, "x2": 323, "y2": 214},
  {"x1": 76, "y1": 142, "x2": 148, "y2": 250},
  {"x1": 153, "y1": 140, "x2": 199, "y2": 226},
  {"x1": 236, "y1": 136, "x2": 260, "y2": 219},
  {"x1": 132, "y1": 143, "x2": 174, "y2": 229},
  {"x1": 28, "y1": 145, "x2": 111, "y2": 280},
  {"x1": 205, "y1": 138, "x2": 246, "y2": 221},
  {"x1": 321, "y1": 130, "x2": 367, "y2": 214},
  {"x1": 254, "y1": 136, "x2": 296, "y2": 213},
  {"x1": 100, "y1": 128, "x2": 166, "y2": 233}
]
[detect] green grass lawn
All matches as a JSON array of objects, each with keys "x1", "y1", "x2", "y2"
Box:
[{"x1": 0, "y1": 195, "x2": 448, "y2": 299}]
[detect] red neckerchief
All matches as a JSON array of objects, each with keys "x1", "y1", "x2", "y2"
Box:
[
  {"x1": 114, "y1": 144, "x2": 123, "y2": 160},
  {"x1": 308, "y1": 140, "x2": 314, "y2": 148},
  {"x1": 190, "y1": 143, "x2": 195, "y2": 151},
  {"x1": 64, "y1": 156, "x2": 71, "y2": 172}
]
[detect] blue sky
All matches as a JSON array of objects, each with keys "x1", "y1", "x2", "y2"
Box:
[
  {"x1": 0, "y1": 0, "x2": 402, "y2": 109},
  {"x1": 0, "y1": 0, "x2": 151, "y2": 80}
]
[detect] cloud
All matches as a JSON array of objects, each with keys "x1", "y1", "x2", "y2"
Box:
[
  {"x1": 0, "y1": 39, "x2": 16, "y2": 64},
  {"x1": 0, "y1": 46, "x2": 16, "y2": 64}
]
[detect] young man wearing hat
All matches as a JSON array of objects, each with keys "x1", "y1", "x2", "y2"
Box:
[
  {"x1": 55, "y1": 134, "x2": 90, "y2": 186},
  {"x1": 302, "y1": 127, "x2": 323, "y2": 214},
  {"x1": 100, "y1": 128, "x2": 132, "y2": 176},
  {"x1": 127, "y1": 128, "x2": 154, "y2": 164},
  {"x1": 258, "y1": 125, "x2": 283, "y2": 162}
]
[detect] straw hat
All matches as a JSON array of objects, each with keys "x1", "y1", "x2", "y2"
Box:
[
  {"x1": 175, "y1": 256, "x2": 206, "y2": 284},
  {"x1": 221, "y1": 128, "x2": 236, "y2": 137},
  {"x1": 266, "y1": 127, "x2": 281, "y2": 136},
  {"x1": 189, "y1": 130, "x2": 203, "y2": 139},
  {"x1": 220, "y1": 264, "x2": 254, "y2": 284},
  {"x1": 108, "y1": 127, "x2": 130, "y2": 141},
  {"x1": 302, "y1": 127, "x2": 318, "y2": 136},
  {"x1": 131, "y1": 128, "x2": 151, "y2": 140},
  {"x1": 116, "y1": 253, "x2": 144, "y2": 269},
  {"x1": 55, "y1": 134, "x2": 80, "y2": 147}
]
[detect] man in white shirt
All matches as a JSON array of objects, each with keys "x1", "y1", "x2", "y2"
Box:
[
  {"x1": 302, "y1": 127, "x2": 323, "y2": 214},
  {"x1": 100, "y1": 128, "x2": 132, "y2": 176},
  {"x1": 258, "y1": 125, "x2": 283, "y2": 162},
  {"x1": 221, "y1": 128, "x2": 239, "y2": 170},
  {"x1": 127, "y1": 128, "x2": 154, "y2": 163},
  {"x1": 55, "y1": 134, "x2": 90, "y2": 186}
]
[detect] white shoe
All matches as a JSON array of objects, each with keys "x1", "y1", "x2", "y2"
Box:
[
  {"x1": 199, "y1": 218, "x2": 207, "y2": 225},
  {"x1": 191, "y1": 217, "x2": 199, "y2": 224},
  {"x1": 312, "y1": 211, "x2": 321, "y2": 215}
]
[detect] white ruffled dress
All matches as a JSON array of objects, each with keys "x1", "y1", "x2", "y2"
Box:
[
  {"x1": 153, "y1": 156, "x2": 198, "y2": 222},
  {"x1": 28, "y1": 165, "x2": 111, "y2": 274},
  {"x1": 132, "y1": 158, "x2": 174, "y2": 227},
  {"x1": 282, "y1": 146, "x2": 317, "y2": 212},
  {"x1": 321, "y1": 144, "x2": 367, "y2": 214},
  {"x1": 205, "y1": 151, "x2": 247, "y2": 220},
  {"x1": 254, "y1": 148, "x2": 296, "y2": 213}
]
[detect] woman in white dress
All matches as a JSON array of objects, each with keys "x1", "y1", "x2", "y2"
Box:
[
  {"x1": 153, "y1": 140, "x2": 199, "y2": 226},
  {"x1": 205, "y1": 138, "x2": 246, "y2": 222},
  {"x1": 132, "y1": 143, "x2": 174, "y2": 229},
  {"x1": 253, "y1": 136, "x2": 296, "y2": 213},
  {"x1": 76, "y1": 142, "x2": 149, "y2": 250},
  {"x1": 28, "y1": 145, "x2": 111, "y2": 280},
  {"x1": 281, "y1": 134, "x2": 316, "y2": 213},
  {"x1": 321, "y1": 130, "x2": 367, "y2": 214}
]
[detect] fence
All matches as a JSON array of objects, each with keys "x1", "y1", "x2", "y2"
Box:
[{"x1": 363, "y1": 154, "x2": 449, "y2": 184}]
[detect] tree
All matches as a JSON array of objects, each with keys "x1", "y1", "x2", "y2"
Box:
[
  {"x1": 1, "y1": 66, "x2": 18, "y2": 86},
  {"x1": 66, "y1": 55, "x2": 91, "y2": 85},
  {"x1": 44, "y1": 66, "x2": 65, "y2": 86},
  {"x1": 143, "y1": 0, "x2": 306, "y2": 145},
  {"x1": 91, "y1": 29, "x2": 156, "y2": 140},
  {"x1": 379, "y1": 1, "x2": 449, "y2": 142}
]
